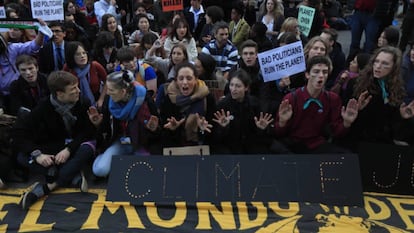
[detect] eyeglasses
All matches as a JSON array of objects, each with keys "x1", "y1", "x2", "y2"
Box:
[{"x1": 52, "y1": 29, "x2": 64, "y2": 33}]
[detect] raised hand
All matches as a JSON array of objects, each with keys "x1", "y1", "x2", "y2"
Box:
[
  {"x1": 357, "y1": 90, "x2": 372, "y2": 110},
  {"x1": 87, "y1": 106, "x2": 103, "y2": 127},
  {"x1": 145, "y1": 115, "x2": 159, "y2": 132},
  {"x1": 196, "y1": 113, "x2": 212, "y2": 133},
  {"x1": 341, "y1": 98, "x2": 359, "y2": 128},
  {"x1": 400, "y1": 100, "x2": 414, "y2": 119},
  {"x1": 254, "y1": 112, "x2": 274, "y2": 130},
  {"x1": 213, "y1": 109, "x2": 232, "y2": 127},
  {"x1": 163, "y1": 116, "x2": 185, "y2": 131},
  {"x1": 278, "y1": 99, "x2": 292, "y2": 127}
]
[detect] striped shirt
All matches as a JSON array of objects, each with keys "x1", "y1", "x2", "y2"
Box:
[{"x1": 201, "y1": 40, "x2": 239, "y2": 72}]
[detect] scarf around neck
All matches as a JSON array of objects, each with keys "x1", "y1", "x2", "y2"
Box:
[
  {"x1": 74, "y1": 64, "x2": 95, "y2": 105},
  {"x1": 109, "y1": 83, "x2": 146, "y2": 121},
  {"x1": 50, "y1": 95, "x2": 77, "y2": 135}
]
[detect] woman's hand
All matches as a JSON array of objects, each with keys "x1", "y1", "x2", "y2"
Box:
[
  {"x1": 254, "y1": 112, "x2": 274, "y2": 130},
  {"x1": 87, "y1": 106, "x2": 103, "y2": 127},
  {"x1": 338, "y1": 71, "x2": 350, "y2": 84},
  {"x1": 145, "y1": 115, "x2": 159, "y2": 132},
  {"x1": 357, "y1": 90, "x2": 372, "y2": 111},
  {"x1": 196, "y1": 113, "x2": 212, "y2": 133},
  {"x1": 213, "y1": 109, "x2": 232, "y2": 127},
  {"x1": 341, "y1": 98, "x2": 359, "y2": 128},
  {"x1": 400, "y1": 100, "x2": 414, "y2": 119},
  {"x1": 164, "y1": 117, "x2": 185, "y2": 131}
]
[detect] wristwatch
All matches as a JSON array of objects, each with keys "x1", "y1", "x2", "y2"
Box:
[{"x1": 29, "y1": 149, "x2": 42, "y2": 164}]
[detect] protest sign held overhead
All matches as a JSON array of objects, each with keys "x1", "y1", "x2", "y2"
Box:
[
  {"x1": 258, "y1": 41, "x2": 306, "y2": 82},
  {"x1": 31, "y1": 0, "x2": 64, "y2": 21},
  {"x1": 298, "y1": 5, "x2": 315, "y2": 37},
  {"x1": 161, "y1": 0, "x2": 183, "y2": 12}
]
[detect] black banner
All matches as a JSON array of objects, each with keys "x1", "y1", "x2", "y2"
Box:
[
  {"x1": 359, "y1": 143, "x2": 414, "y2": 195},
  {"x1": 107, "y1": 154, "x2": 363, "y2": 206}
]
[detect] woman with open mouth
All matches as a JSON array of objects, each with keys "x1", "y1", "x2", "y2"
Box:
[
  {"x1": 158, "y1": 62, "x2": 215, "y2": 148},
  {"x1": 342, "y1": 46, "x2": 414, "y2": 150},
  {"x1": 63, "y1": 41, "x2": 107, "y2": 109}
]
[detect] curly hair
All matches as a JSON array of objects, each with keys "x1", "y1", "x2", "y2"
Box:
[
  {"x1": 101, "y1": 14, "x2": 123, "y2": 49},
  {"x1": 353, "y1": 46, "x2": 405, "y2": 106}
]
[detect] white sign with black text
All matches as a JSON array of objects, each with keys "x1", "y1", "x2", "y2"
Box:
[{"x1": 258, "y1": 41, "x2": 306, "y2": 82}]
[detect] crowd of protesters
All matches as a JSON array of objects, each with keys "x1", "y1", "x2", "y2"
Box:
[{"x1": 0, "y1": 0, "x2": 414, "y2": 210}]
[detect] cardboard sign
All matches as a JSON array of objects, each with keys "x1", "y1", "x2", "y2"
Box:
[
  {"x1": 31, "y1": 0, "x2": 64, "y2": 21},
  {"x1": 358, "y1": 142, "x2": 414, "y2": 195},
  {"x1": 298, "y1": 5, "x2": 315, "y2": 37},
  {"x1": 161, "y1": 0, "x2": 183, "y2": 12},
  {"x1": 258, "y1": 41, "x2": 306, "y2": 82},
  {"x1": 107, "y1": 154, "x2": 363, "y2": 206}
]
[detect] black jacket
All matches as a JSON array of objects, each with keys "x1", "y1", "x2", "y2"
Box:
[
  {"x1": 12, "y1": 97, "x2": 95, "y2": 155},
  {"x1": 9, "y1": 73, "x2": 49, "y2": 116},
  {"x1": 212, "y1": 95, "x2": 271, "y2": 154}
]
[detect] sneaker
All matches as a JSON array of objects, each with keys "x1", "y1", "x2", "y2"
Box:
[
  {"x1": 21, "y1": 182, "x2": 44, "y2": 210},
  {"x1": 79, "y1": 171, "x2": 88, "y2": 193}
]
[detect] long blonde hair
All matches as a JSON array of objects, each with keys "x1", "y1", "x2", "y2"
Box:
[{"x1": 259, "y1": 0, "x2": 284, "y2": 21}]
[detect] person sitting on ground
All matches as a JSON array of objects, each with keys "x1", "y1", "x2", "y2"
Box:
[
  {"x1": 92, "y1": 31, "x2": 117, "y2": 74},
  {"x1": 273, "y1": 55, "x2": 359, "y2": 154},
  {"x1": 320, "y1": 28, "x2": 346, "y2": 88},
  {"x1": 63, "y1": 41, "x2": 107, "y2": 108},
  {"x1": 14, "y1": 71, "x2": 97, "y2": 210},
  {"x1": 377, "y1": 26, "x2": 400, "y2": 49},
  {"x1": 201, "y1": 21, "x2": 239, "y2": 81},
  {"x1": 342, "y1": 46, "x2": 414, "y2": 150},
  {"x1": 92, "y1": 70, "x2": 159, "y2": 177},
  {"x1": 128, "y1": 14, "x2": 159, "y2": 46},
  {"x1": 211, "y1": 69, "x2": 274, "y2": 154},
  {"x1": 248, "y1": 22, "x2": 274, "y2": 52},
  {"x1": 199, "y1": 5, "x2": 224, "y2": 48},
  {"x1": 158, "y1": 62, "x2": 215, "y2": 148},
  {"x1": 330, "y1": 52, "x2": 370, "y2": 101},
  {"x1": 164, "y1": 18, "x2": 198, "y2": 62},
  {"x1": 9, "y1": 55, "x2": 49, "y2": 116},
  {"x1": 228, "y1": 2, "x2": 251, "y2": 50},
  {"x1": 116, "y1": 46, "x2": 158, "y2": 96}
]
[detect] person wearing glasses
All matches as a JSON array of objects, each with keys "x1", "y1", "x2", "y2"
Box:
[
  {"x1": 92, "y1": 70, "x2": 159, "y2": 177},
  {"x1": 38, "y1": 21, "x2": 67, "y2": 75},
  {"x1": 342, "y1": 46, "x2": 414, "y2": 150},
  {"x1": 63, "y1": 41, "x2": 107, "y2": 109}
]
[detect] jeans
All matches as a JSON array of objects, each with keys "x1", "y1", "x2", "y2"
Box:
[
  {"x1": 92, "y1": 141, "x2": 135, "y2": 177},
  {"x1": 349, "y1": 10, "x2": 380, "y2": 54}
]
